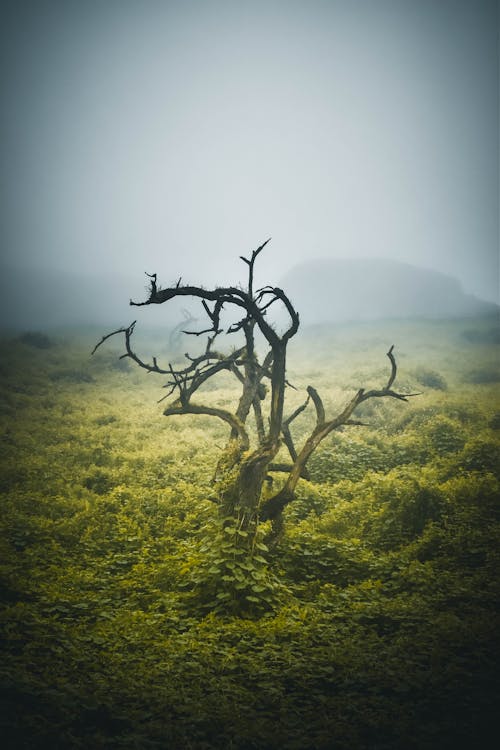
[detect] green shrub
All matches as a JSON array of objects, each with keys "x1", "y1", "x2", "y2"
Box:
[
  {"x1": 412, "y1": 366, "x2": 447, "y2": 390},
  {"x1": 280, "y1": 532, "x2": 375, "y2": 587},
  {"x1": 16, "y1": 331, "x2": 53, "y2": 348},
  {"x1": 94, "y1": 414, "x2": 118, "y2": 426},
  {"x1": 425, "y1": 415, "x2": 466, "y2": 455},
  {"x1": 308, "y1": 437, "x2": 389, "y2": 484},
  {"x1": 49, "y1": 368, "x2": 94, "y2": 383},
  {"x1": 489, "y1": 412, "x2": 500, "y2": 430},
  {"x1": 188, "y1": 517, "x2": 282, "y2": 616},
  {"x1": 459, "y1": 437, "x2": 500, "y2": 476},
  {"x1": 83, "y1": 471, "x2": 115, "y2": 495},
  {"x1": 463, "y1": 367, "x2": 500, "y2": 384},
  {"x1": 282, "y1": 481, "x2": 330, "y2": 521},
  {"x1": 362, "y1": 476, "x2": 445, "y2": 550}
]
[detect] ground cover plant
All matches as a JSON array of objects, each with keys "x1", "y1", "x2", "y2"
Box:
[
  {"x1": 91, "y1": 243, "x2": 419, "y2": 615},
  {"x1": 1, "y1": 306, "x2": 499, "y2": 748}
]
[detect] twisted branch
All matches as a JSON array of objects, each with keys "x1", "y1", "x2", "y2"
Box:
[
  {"x1": 260, "y1": 346, "x2": 419, "y2": 521},
  {"x1": 164, "y1": 401, "x2": 250, "y2": 451}
]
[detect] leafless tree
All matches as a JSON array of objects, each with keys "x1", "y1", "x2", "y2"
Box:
[{"x1": 93, "y1": 240, "x2": 418, "y2": 546}]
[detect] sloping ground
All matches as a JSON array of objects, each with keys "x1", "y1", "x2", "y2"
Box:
[
  {"x1": 0, "y1": 317, "x2": 499, "y2": 749},
  {"x1": 281, "y1": 258, "x2": 497, "y2": 323}
]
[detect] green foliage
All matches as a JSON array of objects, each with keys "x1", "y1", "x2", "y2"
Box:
[
  {"x1": 16, "y1": 330, "x2": 54, "y2": 348},
  {"x1": 489, "y1": 411, "x2": 500, "y2": 430},
  {"x1": 459, "y1": 437, "x2": 500, "y2": 476},
  {"x1": 279, "y1": 530, "x2": 376, "y2": 588},
  {"x1": 464, "y1": 365, "x2": 500, "y2": 384},
  {"x1": 412, "y1": 365, "x2": 447, "y2": 390},
  {"x1": 1, "y1": 318, "x2": 499, "y2": 749},
  {"x1": 425, "y1": 414, "x2": 466, "y2": 454},
  {"x1": 362, "y1": 474, "x2": 446, "y2": 550},
  {"x1": 189, "y1": 516, "x2": 281, "y2": 616},
  {"x1": 308, "y1": 435, "x2": 389, "y2": 483}
]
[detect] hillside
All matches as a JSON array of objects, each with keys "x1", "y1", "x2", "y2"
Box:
[
  {"x1": 1, "y1": 258, "x2": 497, "y2": 331},
  {"x1": 280, "y1": 258, "x2": 497, "y2": 324},
  {"x1": 0, "y1": 316, "x2": 499, "y2": 748}
]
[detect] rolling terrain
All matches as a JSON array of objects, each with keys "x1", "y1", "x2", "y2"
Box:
[{"x1": 1, "y1": 314, "x2": 499, "y2": 749}]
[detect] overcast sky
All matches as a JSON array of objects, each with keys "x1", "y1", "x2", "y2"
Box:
[{"x1": 1, "y1": 0, "x2": 498, "y2": 308}]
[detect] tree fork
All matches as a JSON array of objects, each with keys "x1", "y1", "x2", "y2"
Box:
[
  {"x1": 260, "y1": 347, "x2": 419, "y2": 525},
  {"x1": 93, "y1": 243, "x2": 417, "y2": 551}
]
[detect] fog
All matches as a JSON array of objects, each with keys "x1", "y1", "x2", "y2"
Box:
[{"x1": 0, "y1": 0, "x2": 498, "y2": 329}]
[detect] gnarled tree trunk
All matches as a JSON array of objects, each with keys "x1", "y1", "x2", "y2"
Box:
[{"x1": 93, "y1": 240, "x2": 419, "y2": 605}]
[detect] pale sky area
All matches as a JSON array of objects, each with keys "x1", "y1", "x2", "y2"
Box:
[{"x1": 0, "y1": 0, "x2": 498, "y2": 327}]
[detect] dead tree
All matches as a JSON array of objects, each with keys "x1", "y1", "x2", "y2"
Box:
[{"x1": 93, "y1": 240, "x2": 418, "y2": 545}]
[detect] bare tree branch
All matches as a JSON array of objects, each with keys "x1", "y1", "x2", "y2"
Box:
[
  {"x1": 306, "y1": 386, "x2": 325, "y2": 426},
  {"x1": 240, "y1": 237, "x2": 271, "y2": 297},
  {"x1": 163, "y1": 401, "x2": 250, "y2": 451},
  {"x1": 92, "y1": 321, "x2": 171, "y2": 375},
  {"x1": 91, "y1": 324, "x2": 135, "y2": 356},
  {"x1": 278, "y1": 394, "x2": 311, "y2": 479},
  {"x1": 386, "y1": 344, "x2": 397, "y2": 389},
  {"x1": 252, "y1": 394, "x2": 266, "y2": 444},
  {"x1": 260, "y1": 346, "x2": 418, "y2": 522},
  {"x1": 94, "y1": 243, "x2": 417, "y2": 556}
]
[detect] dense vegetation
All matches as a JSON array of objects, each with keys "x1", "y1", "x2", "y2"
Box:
[{"x1": 1, "y1": 315, "x2": 499, "y2": 749}]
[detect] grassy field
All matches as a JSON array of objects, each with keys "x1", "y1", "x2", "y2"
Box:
[{"x1": 1, "y1": 315, "x2": 499, "y2": 749}]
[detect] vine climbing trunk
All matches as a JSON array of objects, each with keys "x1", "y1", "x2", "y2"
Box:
[{"x1": 93, "y1": 240, "x2": 418, "y2": 613}]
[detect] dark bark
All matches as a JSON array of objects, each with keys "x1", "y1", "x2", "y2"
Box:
[
  {"x1": 260, "y1": 357, "x2": 420, "y2": 529},
  {"x1": 93, "y1": 241, "x2": 418, "y2": 547}
]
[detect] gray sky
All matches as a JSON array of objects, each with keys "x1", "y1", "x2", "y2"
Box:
[{"x1": 1, "y1": 0, "x2": 499, "y2": 308}]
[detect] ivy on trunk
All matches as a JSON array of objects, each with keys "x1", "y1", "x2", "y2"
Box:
[{"x1": 93, "y1": 241, "x2": 418, "y2": 612}]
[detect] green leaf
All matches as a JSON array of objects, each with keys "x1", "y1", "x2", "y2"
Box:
[
  {"x1": 255, "y1": 542, "x2": 269, "y2": 551},
  {"x1": 252, "y1": 555, "x2": 268, "y2": 564}
]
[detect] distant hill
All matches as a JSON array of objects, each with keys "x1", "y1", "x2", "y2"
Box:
[
  {"x1": 279, "y1": 258, "x2": 498, "y2": 324},
  {"x1": 1, "y1": 257, "x2": 497, "y2": 332}
]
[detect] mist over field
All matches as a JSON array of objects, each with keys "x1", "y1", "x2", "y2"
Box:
[
  {"x1": 1, "y1": 3, "x2": 499, "y2": 749},
  {"x1": 0, "y1": 0, "x2": 498, "y2": 332},
  {"x1": 1, "y1": 257, "x2": 497, "y2": 331}
]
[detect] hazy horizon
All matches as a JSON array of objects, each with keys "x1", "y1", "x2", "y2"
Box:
[
  {"x1": 0, "y1": 252, "x2": 497, "y2": 331},
  {"x1": 1, "y1": 0, "x2": 498, "y2": 328}
]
